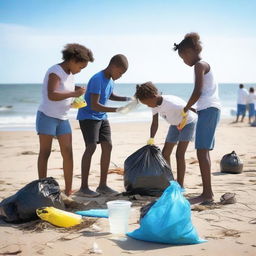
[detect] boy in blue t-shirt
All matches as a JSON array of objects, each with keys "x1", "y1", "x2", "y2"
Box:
[{"x1": 77, "y1": 54, "x2": 130, "y2": 197}]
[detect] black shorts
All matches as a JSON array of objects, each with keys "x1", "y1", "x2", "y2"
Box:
[{"x1": 79, "y1": 119, "x2": 112, "y2": 144}]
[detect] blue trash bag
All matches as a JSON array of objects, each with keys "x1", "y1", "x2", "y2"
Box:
[{"x1": 127, "y1": 181, "x2": 206, "y2": 245}]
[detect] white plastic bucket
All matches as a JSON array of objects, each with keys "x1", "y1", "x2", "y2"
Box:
[{"x1": 106, "y1": 200, "x2": 132, "y2": 234}]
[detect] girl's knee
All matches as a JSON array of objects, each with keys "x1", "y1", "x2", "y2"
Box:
[
  {"x1": 176, "y1": 150, "x2": 185, "y2": 160},
  {"x1": 61, "y1": 145, "x2": 73, "y2": 158},
  {"x1": 39, "y1": 149, "x2": 51, "y2": 159}
]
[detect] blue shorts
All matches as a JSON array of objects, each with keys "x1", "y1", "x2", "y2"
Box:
[
  {"x1": 165, "y1": 121, "x2": 196, "y2": 143},
  {"x1": 36, "y1": 111, "x2": 71, "y2": 136},
  {"x1": 237, "y1": 104, "x2": 246, "y2": 116},
  {"x1": 195, "y1": 107, "x2": 220, "y2": 150},
  {"x1": 248, "y1": 103, "x2": 255, "y2": 117}
]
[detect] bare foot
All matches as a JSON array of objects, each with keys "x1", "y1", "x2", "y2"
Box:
[
  {"x1": 65, "y1": 189, "x2": 76, "y2": 197},
  {"x1": 188, "y1": 194, "x2": 214, "y2": 205},
  {"x1": 77, "y1": 188, "x2": 100, "y2": 197},
  {"x1": 96, "y1": 185, "x2": 118, "y2": 195}
]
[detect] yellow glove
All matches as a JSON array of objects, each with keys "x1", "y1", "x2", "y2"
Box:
[
  {"x1": 177, "y1": 110, "x2": 188, "y2": 131},
  {"x1": 147, "y1": 138, "x2": 155, "y2": 145},
  {"x1": 71, "y1": 95, "x2": 87, "y2": 109}
]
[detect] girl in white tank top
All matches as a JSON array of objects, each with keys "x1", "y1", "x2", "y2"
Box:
[{"x1": 173, "y1": 32, "x2": 221, "y2": 205}]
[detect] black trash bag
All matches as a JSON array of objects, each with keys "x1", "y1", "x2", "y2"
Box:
[
  {"x1": 220, "y1": 151, "x2": 243, "y2": 174},
  {"x1": 124, "y1": 145, "x2": 174, "y2": 196},
  {"x1": 0, "y1": 177, "x2": 65, "y2": 223}
]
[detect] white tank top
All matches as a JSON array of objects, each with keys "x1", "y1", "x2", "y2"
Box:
[
  {"x1": 38, "y1": 64, "x2": 74, "y2": 120},
  {"x1": 195, "y1": 62, "x2": 221, "y2": 111}
]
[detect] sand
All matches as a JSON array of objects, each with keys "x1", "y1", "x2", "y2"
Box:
[{"x1": 0, "y1": 119, "x2": 256, "y2": 256}]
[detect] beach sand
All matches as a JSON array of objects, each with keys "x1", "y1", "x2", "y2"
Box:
[{"x1": 0, "y1": 119, "x2": 256, "y2": 256}]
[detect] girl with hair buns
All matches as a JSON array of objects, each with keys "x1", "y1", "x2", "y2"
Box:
[{"x1": 174, "y1": 32, "x2": 221, "y2": 205}]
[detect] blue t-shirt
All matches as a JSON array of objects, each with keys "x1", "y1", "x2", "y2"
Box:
[{"x1": 77, "y1": 71, "x2": 114, "y2": 120}]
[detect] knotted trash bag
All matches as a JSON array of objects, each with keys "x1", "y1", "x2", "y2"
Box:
[
  {"x1": 220, "y1": 151, "x2": 243, "y2": 174},
  {"x1": 0, "y1": 177, "x2": 65, "y2": 223},
  {"x1": 124, "y1": 145, "x2": 174, "y2": 196},
  {"x1": 127, "y1": 181, "x2": 206, "y2": 245}
]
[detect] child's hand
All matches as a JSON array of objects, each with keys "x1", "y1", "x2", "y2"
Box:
[
  {"x1": 177, "y1": 110, "x2": 188, "y2": 131},
  {"x1": 74, "y1": 87, "x2": 86, "y2": 97},
  {"x1": 147, "y1": 138, "x2": 155, "y2": 145}
]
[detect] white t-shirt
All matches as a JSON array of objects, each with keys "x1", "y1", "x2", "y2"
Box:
[
  {"x1": 38, "y1": 64, "x2": 75, "y2": 120},
  {"x1": 247, "y1": 92, "x2": 256, "y2": 104},
  {"x1": 152, "y1": 95, "x2": 197, "y2": 125},
  {"x1": 237, "y1": 88, "x2": 249, "y2": 105},
  {"x1": 195, "y1": 62, "x2": 221, "y2": 111}
]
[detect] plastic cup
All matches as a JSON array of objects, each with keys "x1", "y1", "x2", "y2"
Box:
[{"x1": 106, "y1": 200, "x2": 132, "y2": 235}]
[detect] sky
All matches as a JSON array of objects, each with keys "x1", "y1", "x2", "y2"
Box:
[{"x1": 0, "y1": 0, "x2": 256, "y2": 84}]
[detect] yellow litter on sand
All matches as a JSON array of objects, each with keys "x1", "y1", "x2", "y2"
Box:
[
  {"x1": 71, "y1": 95, "x2": 87, "y2": 109},
  {"x1": 36, "y1": 207, "x2": 82, "y2": 228}
]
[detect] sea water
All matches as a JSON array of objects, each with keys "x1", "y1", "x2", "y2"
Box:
[{"x1": 0, "y1": 83, "x2": 241, "y2": 131}]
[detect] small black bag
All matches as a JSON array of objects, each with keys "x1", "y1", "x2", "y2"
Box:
[
  {"x1": 220, "y1": 151, "x2": 243, "y2": 174},
  {"x1": 124, "y1": 145, "x2": 174, "y2": 196},
  {"x1": 0, "y1": 177, "x2": 65, "y2": 223}
]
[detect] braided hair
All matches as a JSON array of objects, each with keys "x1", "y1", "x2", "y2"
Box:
[{"x1": 135, "y1": 82, "x2": 158, "y2": 100}]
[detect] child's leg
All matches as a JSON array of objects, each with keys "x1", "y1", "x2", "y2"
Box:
[
  {"x1": 197, "y1": 149, "x2": 213, "y2": 198},
  {"x1": 162, "y1": 142, "x2": 176, "y2": 167},
  {"x1": 97, "y1": 141, "x2": 113, "y2": 190},
  {"x1": 96, "y1": 120, "x2": 117, "y2": 194},
  {"x1": 38, "y1": 134, "x2": 53, "y2": 178},
  {"x1": 79, "y1": 119, "x2": 101, "y2": 196},
  {"x1": 58, "y1": 133, "x2": 73, "y2": 196},
  {"x1": 80, "y1": 143, "x2": 97, "y2": 190},
  {"x1": 190, "y1": 107, "x2": 220, "y2": 204},
  {"x1": 176, "y1": 141, "x2": 189, "y2": 187}
]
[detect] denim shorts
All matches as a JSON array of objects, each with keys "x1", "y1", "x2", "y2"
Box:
[
  {"x1": 237, "y1": 104, "x2": 246, "y2": 116},
  {"x1": 165, "y1": 121, "x2": 196, "y2": 143},
  {"x1": 248, "y1": 103, "x2": 255, "y2": 117},
  {"x1": 36, "y1": 111, "x2": 71, "y2": 136},
  {"x1": 195, "y1": 107, "x2": 220, "y2": 150}
]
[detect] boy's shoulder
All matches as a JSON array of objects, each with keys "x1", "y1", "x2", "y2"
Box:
[{"x1": 90, "y1": 70, "x2": 104, "y2": 81}]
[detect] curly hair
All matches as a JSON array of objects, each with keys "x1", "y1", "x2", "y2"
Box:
[
  {"x1": 62, "y1": 43, "x2": 94, "y2": 63},
  {"x1": 173, "y1": 32, "x2": 202, "y2": 54},
  {"x1": 135, "y1": 82, "x2": 158, "y2": 100}
]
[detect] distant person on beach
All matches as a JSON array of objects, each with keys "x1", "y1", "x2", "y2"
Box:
[
  {"x1": 77, "y1": 54, "x2": 131, "y2": 197},
  {"x1": 247, "y1": 87, "x2": 256, "y2": 124},
  {"x1": 135, "y1": 82, "x2": 197, "y2": 188},
  {"x1": 36, "y1": 43, "x2": 94, "y2": 196},
  {"x1": 235, "y1": 84, "x2": 249, "y2": 123},
  {"x1": 174, "y1": 32, "x2": 221, "y2": 205}
]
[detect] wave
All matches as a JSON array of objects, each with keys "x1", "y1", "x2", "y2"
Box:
[{"x1": 0, "y1": 105, "x2": 13, "y2": 111}]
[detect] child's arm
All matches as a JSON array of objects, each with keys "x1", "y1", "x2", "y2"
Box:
[
  {"x1": 150, "y1": 114, "x2": 159, "y2": 138},
  {"x1": 109, "y1": 93, "x2": 131, "y2": 102},
  {"x1": 91, "y1": 94, "x2": 118, "y2": 112},
  {"x1": 48, "y1": 73, "x2": 85, "y2": 101},
  {"x1": 183, "y1": 62, "x2": 207, "y2": 112}
]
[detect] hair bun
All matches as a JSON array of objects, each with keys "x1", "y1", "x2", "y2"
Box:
[{"x1": 185, "y1": 32, "x2": 200, "y2": 44}]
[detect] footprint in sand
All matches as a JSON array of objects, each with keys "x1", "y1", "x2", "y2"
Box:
[{"x1": 20, "y1": 151, "x2": 38, "y2": 155}]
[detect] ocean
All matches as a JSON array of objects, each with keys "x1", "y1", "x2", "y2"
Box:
[{"x1": 0, "y1": 83, "x2": 239, "y2": 131}]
